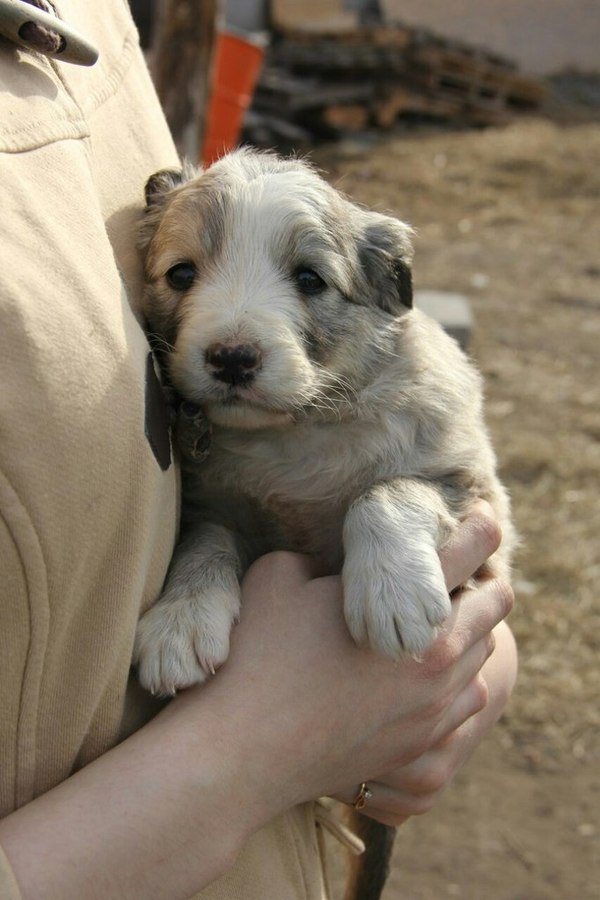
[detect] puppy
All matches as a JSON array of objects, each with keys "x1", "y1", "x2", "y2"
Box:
[{"x1": 134, "y1": 148, "x2": 515, "y2": 899}]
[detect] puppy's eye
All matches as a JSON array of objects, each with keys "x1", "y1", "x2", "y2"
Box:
[
  {"x1": 166, "y1": 262, "x2": 197, "y2": 291},
  {"x1": 294, "y1": 268, "x2": 326, "y2": 296}
]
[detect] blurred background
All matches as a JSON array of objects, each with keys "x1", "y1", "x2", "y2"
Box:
[{"x1": 130, "y1": 2, "x2": 600, "y2": 897}]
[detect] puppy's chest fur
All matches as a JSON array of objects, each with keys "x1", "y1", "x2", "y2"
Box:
[{"x1": 182, "y1": 406, "x2": 442, "y2": 566}]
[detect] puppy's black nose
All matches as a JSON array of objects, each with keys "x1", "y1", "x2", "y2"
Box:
[{"x1": 205, "y1": 342, "x2": 263, "y2": 386}]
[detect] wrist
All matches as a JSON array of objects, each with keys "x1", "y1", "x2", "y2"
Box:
[{"x1": 168, "y1": 679, "x2": 303, "y2": 842}]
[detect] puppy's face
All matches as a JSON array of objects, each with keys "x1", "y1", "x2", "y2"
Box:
[{"x1": 139, "y1": 150, "x2": 413, "y2": 430}]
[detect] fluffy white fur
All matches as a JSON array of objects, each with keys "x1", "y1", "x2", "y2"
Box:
[{"x1": 133, "y1": 149, "x2": 515, "y2": 697}]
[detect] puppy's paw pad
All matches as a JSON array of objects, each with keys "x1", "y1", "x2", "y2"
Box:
[{"x1": 134, "y1": 591, "x2": 236, "y2": 696}]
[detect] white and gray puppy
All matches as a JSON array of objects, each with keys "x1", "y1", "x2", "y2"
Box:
[
  {"x1": 134, "y1": 148, "x2": 515, "y2": 900},
  {"x1": 135, "y1": 148, "x2": 513, "y2": 694},
  {"x1": 135, "y1": 150, "x2": 512, "y2": 694}
]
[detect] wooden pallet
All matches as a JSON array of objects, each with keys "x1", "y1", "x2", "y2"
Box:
[
  {"x1": 407, "y1": 43, "x2": 545, "y2": 113},
  {"x1": 248, "y1": 21, "x2": 545, "y2": 142}
]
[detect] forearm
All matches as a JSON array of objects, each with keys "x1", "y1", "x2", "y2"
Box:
[{"x1": 0, "y1": 690, "x2": 277, "y2": 900}]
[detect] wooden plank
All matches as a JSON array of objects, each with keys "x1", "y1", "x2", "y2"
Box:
[
  {"x1": 322, "y1": 104, "x2": 370, "y2": 130},
  {"x1": 255, "y1": 80, "x2": 374, "y2": 112},
  {"x1": 271, "y1": 0, "x2": 357, "y2": 32},
  {"x1": 372, "y1": 84, "x2": 462, "y2": 127},
  {"x1": 405, "y1": 42, "x2": 544, "y2": 112},
  {"x1": 279, "y1": 24, "x2": 412, "y2": 48},
  {"x1": 506, "y1": 76, "x2": 547, "y2": 107}
]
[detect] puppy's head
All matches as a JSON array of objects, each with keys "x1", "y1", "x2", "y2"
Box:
[{"x1": 139, "y1": 149, "x2": 414, "y2": 430}]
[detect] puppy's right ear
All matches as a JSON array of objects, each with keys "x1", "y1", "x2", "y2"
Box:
[
  {"x1": 145, "y1": 168, "x2": 184, "y2": 206},
  {"x1": 144, "y1": 162, "x2": 199, "y2": 207},
  {"x1": 139, "y1": 162, "x2": 199, "y2": 255}
]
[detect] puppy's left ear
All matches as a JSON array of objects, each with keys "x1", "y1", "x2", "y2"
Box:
[{"x1": 357, "y1": 212, "x2": 414, "y2": 314}]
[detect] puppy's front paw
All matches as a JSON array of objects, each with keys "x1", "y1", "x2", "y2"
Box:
[
  {"x1": 342, "y1": 547, "x2": 451, "y2": 658},
  {"x1": 134, "y1": 587, "x2": 238, "y2": 696}
]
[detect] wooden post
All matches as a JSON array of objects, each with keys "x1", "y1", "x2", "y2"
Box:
[{"x1": 151, "y1": 0, "x2": 220, "y2": 160}]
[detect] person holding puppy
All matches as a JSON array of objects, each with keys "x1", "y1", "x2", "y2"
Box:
[{"x1": 0, "y1": 3, "x2": 517, "y2": 899}]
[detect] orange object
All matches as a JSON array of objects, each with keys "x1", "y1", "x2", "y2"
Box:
[{"x1": 202, "y1": 31, "x2": 265, "y2": 167}]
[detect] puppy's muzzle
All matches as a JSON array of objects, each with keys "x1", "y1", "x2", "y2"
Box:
[{"x1": 205, "y1": 341, "x2": 263, "y2": 386}]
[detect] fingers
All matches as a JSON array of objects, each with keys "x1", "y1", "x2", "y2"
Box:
[
  {"x1": 439, "y1": 500, "x2": 502, "y2": 592},
  {"x1": 436, "y1": 673, "x2": 489, "y2": 743},
  {"x1": 334, "y1": 777, "x2": 443, "y2": 826},
  {"x1": 242, "y1": 550, "x2": 334, "y2": 599},
  {"x1": 337, "y1": 624, "x2": 517, "y2": 827},
  {"x1": 333, "y1": 668, "x2": 490, "y2": 825},
  {"x1": 356, "y1": 782, "x2": 437, "y2": 824},
  {"x1": 426, "y1": 576, "x2": 513, "y2": 669},
  {"x1": 417, "y1": 634, "x2": 493, "y2": 749}
]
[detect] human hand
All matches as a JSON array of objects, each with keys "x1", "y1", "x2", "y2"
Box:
[
  {"x1": 179, "y1": 502, "x2": 513, "y2": 828},
  {"x1": 334, "y1": 619, "x2": 517, "y2": 825},
  {"x1": 333, "y1": 503, "x2": 517, "y2": 825}
]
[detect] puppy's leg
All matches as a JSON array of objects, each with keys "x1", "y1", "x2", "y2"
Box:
[
  {"x1": 134, "y1": 522, "x2": 243, "y2": 696},
  {"x1": 342, "y1": 479, "x2": 456, "y2": 657}
]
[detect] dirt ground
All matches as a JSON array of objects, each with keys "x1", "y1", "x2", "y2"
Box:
[{"x1": 309, "y1": 113, "x2": 600, "y2": 898}]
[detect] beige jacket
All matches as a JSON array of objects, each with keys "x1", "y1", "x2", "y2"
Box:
[{"x1": 0, "y1": 2, "x2": 330, "y2": 896}]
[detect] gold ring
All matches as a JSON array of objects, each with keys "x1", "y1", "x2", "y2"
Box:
[{"x1": 352, "y1": 782, "x2": 373, "y2": 810}]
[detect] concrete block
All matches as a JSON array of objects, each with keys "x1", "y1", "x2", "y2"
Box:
[{"x1": 414, "y1": 289, "x2": 474, "y2": 350}]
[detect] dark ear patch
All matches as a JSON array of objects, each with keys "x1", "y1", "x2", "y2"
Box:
[
  {"x1": 144, "y1": 168, "x2": 187, "y2": 207},
  {"x1": 393, "y1": 259, "x2": 413, "y2": 310},
  {"x1": 358, "y1": 214, "x2": 414, "y2": 315},
  {"x1": 139, "y1": 162, "x2": 199, "y2": 257},
  {"x1": 144, "y1": 160, "x2": 200, "y2": 207}
]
